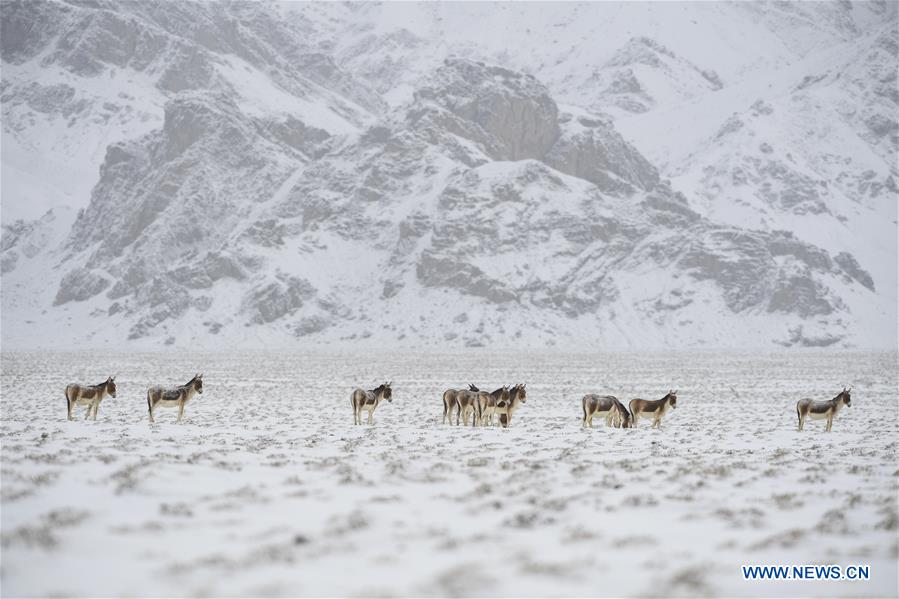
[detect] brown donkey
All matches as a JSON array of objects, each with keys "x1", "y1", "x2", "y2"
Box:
[
  {"x1": 495, "y1": 383, "x2": 527, "y2": 428},
  {"x1": 454, "y1": 386, "x2": 484, "y2": 426},
  {"x1": 582, "y1": 394, "x2": 630, "y2": 428},
  {"x1": 351, "y1": 381, "x2": 392, "y2": 425},
  {"x1": 629, "y1": 390, "x2": 677, "y2": 429},
  {"x1": 477, "y1": 386, "x2": 510, "y2": 426},
  {"x1": 148, "y1": 374, "x2": 203, "y2": 424},
  {"x1": 65, "y1": 376, "x2": 117, "y2": 421},
  {"x1": 797, "y1": 387, "x2": 851, "y2": 432},
  {"x1": 442, "y1": 384, "x2": 478, "y2": 425}
]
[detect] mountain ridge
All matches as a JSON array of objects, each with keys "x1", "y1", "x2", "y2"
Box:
[{"x1": 1, "y1": 1, "x2": 895, "y2": 350}]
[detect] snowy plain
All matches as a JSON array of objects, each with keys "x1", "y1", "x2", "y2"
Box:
[{"x1": 1, "y1": 350, "x2": 896, "y2": 597}]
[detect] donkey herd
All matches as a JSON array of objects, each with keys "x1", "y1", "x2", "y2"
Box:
[{"x1": 61, "y1": 375, "x2": 854, "y2": 432}]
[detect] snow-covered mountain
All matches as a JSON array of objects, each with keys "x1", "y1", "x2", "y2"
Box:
[{"x1": 1, "y1": 0, "x2": 896, "y2": 350}]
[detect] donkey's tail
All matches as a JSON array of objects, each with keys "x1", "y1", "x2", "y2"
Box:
[
  {"x1": 796, "y1": 403, "x2": 800, "y2": 428},
  {"x1": 581, "y1": 397, "x2": 587, "y2": 425},
  {"x1": 147, "y1": 389, "x2": 152, "y2": 412}
]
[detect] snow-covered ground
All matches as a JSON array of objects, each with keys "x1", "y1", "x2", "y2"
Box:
[{"x1": 2, "y1": 350, "x2": 895, "y2": 596}]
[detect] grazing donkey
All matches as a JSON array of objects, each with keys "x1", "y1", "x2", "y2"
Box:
[
  {"x1": 494, "y1": 383, "x2": 527, "y2": 428},
  {"x1": 629, "y1": 390, "x2": 677, "y2": 429},
  {"x1": 147, "y1": 374, "x2": 203, "y2": 424},
  {"x1": 582, "y1": 394, "x2": 622, "y2": 428},
  {"x1": 477, "y1": 385, "x2": 510, "y2": 426},
  {"x1": 65, "y1": 376, "x2": 117, "y2": 421},
  {"x1": 796, "y1": 387, "x2": 851, "y2": 432},
  {"x1": 442, "y1": 384, "x2": 478, "y2": 425},
  {"x1": 351, "y1": 381, "x2": 392, "y2": 425},
  {"x1": 612, "y1": 397, "x2": 633, "y2": 428}
]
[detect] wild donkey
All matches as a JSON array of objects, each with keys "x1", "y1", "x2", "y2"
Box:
[
  {"x1": 65, "y1": 376, "x2": 117, "y2": 421},
  {"x1": 494, "y1": 383, "x2": 527, "y2": 428},
  {"x1": 582, "y1": 394, "x2": 631, "y2": 428},
  {"x1": 612, "y1": 397, "x2": 633, "y2": 428},
  {"x1": 629, "y1": 390, "x2": 677, "y2": 429},
  {"x1": 477, "y1": 385, "x2": 510, "y2": 426},
  {"x1": 351, "y1": 381, "x2": 392, "y2": 425},
  {"x1": 797, "y1": 387, "x2": 851, "y2": 432},
  {"x1": 454, "y1": 386, "x2": 484, "y2": 426},
  {"x1": 147, "y1": 374, "x2": 203, "y2": 424},
  {"x1": 442, "y1": 384, "x2": 478, "y2": 425}
]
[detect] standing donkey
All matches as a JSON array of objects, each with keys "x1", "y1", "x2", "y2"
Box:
[
  {"x1": 65, "y1": 376, "x2": 117, "y2": 421},
  {"x1": 443, "y1": 384, "x2": 478, "y2": 425},
  {"x1": 454, "y1": 386, "x2": 483, "y2": 426},
  {"x1": 147, "y1": 374, "x2": 203, "y2": 424},
  {"x1": 582, "y1": 394, "x2": 622, "y2": 428},
  {"x1": 477, "y1": 386, "x2": 511, "y2": 426},
  {"x1": 495, "y1": 383, "x2": 527, "y2": 428},
  {"x1": 796, "y1": 387, "x2": 851, "y2": 431},
  {"x1": 351, "y1": 381, "x2": 392, "y2": 425},
  {"x1": 629, "y1": 390, "x2": 677, "y2": 429}
]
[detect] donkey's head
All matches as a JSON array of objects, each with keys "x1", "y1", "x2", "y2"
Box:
[
  {"x1": 492, "y1": 386, "x2": 510, "y2": 402},
  {"x1": 381, "y1": 381, "x2": 393, "y2": 402},
  {"x1": 618, "y1": 404, "x2": 633, "y2": 428},
  {"x1": 665, "y1": 389, "x2": 678, "y2": 409},
  {"x1": 191, "y1": 373, "x2": 204, "y2": 394},
  {"x1": 106, "y1": 376, "x2": 117, "y2": 398},
  {"x1": 839, "y1": 386, "x2": 851, "y2": 407},
  {"x1": 512, "y1": 383, "x2": 527, "y2": 404}
]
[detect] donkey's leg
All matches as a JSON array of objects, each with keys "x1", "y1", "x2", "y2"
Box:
[
  {"x1": 149, "y1": 402, "x2": 156, "y2": 424},
  {"x1": 92, "y1": 401, "x2": 99, "y2": 421},
  {"x1": 66, "y1": 393, "x2": 74, "y2": 421},
  {"x1": 367, "y1": 408, "x2": 374, "y2": 425},
  {"x1": 177, "y1": 401, "x2": 185, "y2": 423},
  {"x1": 826, "y1": 415, "x2": 833, "y2": 432}
]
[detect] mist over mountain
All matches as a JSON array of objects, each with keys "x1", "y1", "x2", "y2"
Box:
[{"x1": 1, "y1": 0, "x2": 896, "y2": 350}]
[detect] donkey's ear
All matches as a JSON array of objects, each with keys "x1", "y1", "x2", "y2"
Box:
[{"x1": 673, "y1": 389, "x2": 678, "y2": 394}]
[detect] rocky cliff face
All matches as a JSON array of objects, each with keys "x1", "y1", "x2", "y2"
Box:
[{"x1": 1, "y1": 1, "x2": 895, "y2": 349}]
